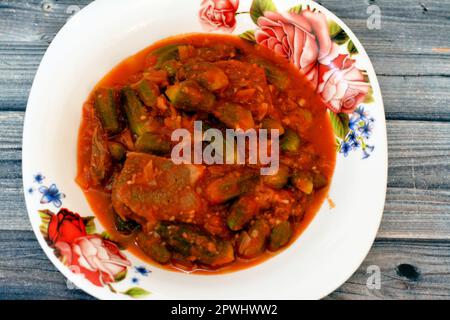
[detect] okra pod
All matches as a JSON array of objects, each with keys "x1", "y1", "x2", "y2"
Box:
[
  {"x1": 114, "y1": 212, "x2": 140, "y2": 235},
  {"x1": 313, "y1": 172, "x2": 328, "y2": 190},
  {"x1": 262, "y1": 165, "x2": 290, "y2": 190},
  {"x1": 135, "y1": 132, "x2": 171, "y2": 155},
  {"x1": 151, "y1": 44, "x2": 180, "y2": 68},
  {"x1": 213, "y1": 102, "x2": 255, "y2": 130},
  {"x1": 108, "y1": 142, "x2": 126, "y2": 162},
  {"x1": 261, "y1": 117, "x2": 285, "y2": 135},
  {"x1": 269, "y1": 221, "x2": 293, "y2": 251},
  {"x1": 166, "y1": 80, "x2": 216, "y2": 112},
  {"x1": 122, "y1": 87, "x2": 151, "y2": 137},
  {"x1": 227, "y1": 196, "x2": 259, "y2": 231},
  {"x1": 136, "y1": 233, "x2": 172, "y2": 264},
  {"x1": 236, "y1": 219, "x2": 271, "y2": 259},
  {"x1": 250, "y1": 58, "x2": 290, "y2": 90},
  {"x1": 205, "y1": 172, "x2": 256, "y2": 204},
  {"x1": 280, "y1": 128, "x2": 301, "y2": 153},
  {"x1": 161, "y1": 59, "x2": 182, "y2": 77},
  {"x1": 292, "y1": 171, "x2": 314, "y2": 195},
  {"x1": 156, "y1": 222, "x2": 235, "y2": 267},
  {"x1": 89, "y1": 127, "x2": 112, "y2": 185},
  {"x1": 132, "y1": 79, "x2": 159, "y2": 107},
  {"x1": 94, "y1": 88, "x2": 121, "y2": 135},
  {"x1": 186, "y1": 63, "x2": 229, "y2": 91}
]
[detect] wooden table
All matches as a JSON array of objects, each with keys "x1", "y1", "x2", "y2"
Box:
[{"x1": 0, "y1": 0, "x2": 449, "y2": 300}]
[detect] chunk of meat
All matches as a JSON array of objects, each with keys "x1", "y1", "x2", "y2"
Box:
[{"x1": 112, "y1": 153, "x2": 205, "y2": 224}]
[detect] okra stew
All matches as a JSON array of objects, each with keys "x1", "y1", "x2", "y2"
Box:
[{"x1": 77, "y1": 34, "x2": 336, "y2": 273}]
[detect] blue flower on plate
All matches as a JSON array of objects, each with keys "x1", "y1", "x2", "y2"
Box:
[
  {"x1": 134, "y1": 266, "x2": 151, "y2": 277},
  {"x1": 27, "y1": 187, "x2": 34, "y2": 195},
  {"x1": 39, "y1": 184, "x2": 65, "y2": 208},
  {"x1": 359, "y1": 122, "x2": 372, "y2": 139},
  {"x1": 33, "y1": 173, "x2": 45, "y2": 184},
  {"x1": 355, "y1": 106, "x2": 368, "y2": 120},
  {"x1": 348, "y1": 117, "x2": 359, "y2": 131},
  {"x1": 339, "y1": 141, "x2": 352, "y2": 157},
  {"x1": 131, "y1": 277, "x2": 139, "y2": 284}
]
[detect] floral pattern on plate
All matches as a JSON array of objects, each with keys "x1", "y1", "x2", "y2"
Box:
[
  {"x1": 29, "y1": 175, "x2": 150, "y2": 299},
  {"x1": 199, "y1": 0, "x2": 375, "y2": 158}
]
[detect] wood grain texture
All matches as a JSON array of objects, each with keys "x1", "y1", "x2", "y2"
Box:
[
  {"x1": 0, "y1": 0, "x2": 449, "y2": 300},
  {"x1": 1, "y1": 1, "x2": 450, "y2": 119},
  {"x1": 328, "y1": 239, "x2": 450, "y2": 300},
  {"x1": 2, "y1": 231, "x2": 450, "y2": 300}
]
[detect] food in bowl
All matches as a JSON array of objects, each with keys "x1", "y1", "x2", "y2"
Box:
[{"x1": 76, "y1": 34, "x2": 336, "y2": 273}]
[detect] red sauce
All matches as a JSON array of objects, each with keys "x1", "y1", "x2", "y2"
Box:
[{"x1": 77, "y1": 34, "x2": 336, "y2": 274}]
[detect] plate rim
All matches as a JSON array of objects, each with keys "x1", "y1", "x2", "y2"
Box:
[{"x1": 22, "y1": 0, "x2": 388, "y2": 300}]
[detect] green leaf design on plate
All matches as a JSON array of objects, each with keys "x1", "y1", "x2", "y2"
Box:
[
  {"x1": 101, "y1": 231, "x2": 112, "y2": 240},
  {"x1": 38, "y1": 210, "x2": 53, "y2": 237},
  {"x1": 82, "y1": 216, "x2": 96, "y2": 234},
  {"x1": 250, "y1": 0, "x2": 277, "y2": 24},
  {"x1": 114, "y1": 269, "x2": 127, "y2": 282},
  {"x1": 123, "y1": 287, "x2": 151, "y2": 299},
  {"x1": 329, "y1": 21, "x2": 349, "y2": 45},
  {"x1": 364, "y1": 87, "x2": 375, "y2": 104},
  {"x1": 329, "y1": 112, "x2": 350, "y2": 140},
  {"x1": 289, "y1": 5, "x2": 302, "y2": 14},
  {"x1": 239, "y1": 30, "x2": 256, "y2": 43},
  {"x1": 347, "y1": 40, "x2": 358, "y2": 55}
]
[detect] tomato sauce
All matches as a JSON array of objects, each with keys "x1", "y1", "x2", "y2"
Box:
[{"x1": 77, "y1": 34, "x2": 336, "y2": 274}]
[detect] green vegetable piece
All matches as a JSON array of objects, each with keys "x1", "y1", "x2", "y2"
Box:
[
  {"x1": 227, "y1": 196, "x2": 259, "y2": 231},
  {"x1": 114, "y1": 212, "x2": 140, "y2": 235},
  {"x1": 166, "y1": 80, "x2": 216, "y2": 112},
  {"x1": 135, "y1": 132, "x2": 171, "y2": 155},
  {"x1": 94, "y1": 88, "x2": 121, "y2": 136},
  {"x1": 280, "y1": 128, "x2": 301, "y2": 153},
  {"x1": 156, "y1": 222, "x2": 235, "y2": 267},
  {"x1": 262, "y1": 165, "x2": 290, "y2": 190},
  {"x1": 292, "y1": 171, "x2": 314, "y2": 195},
  {"x1": 89, "y1": 127, "x2": 112, "y2": 185},
  {"x1": 269, "y1": 221, "x2": 293, "y2": 251},
  {"x1": 186, "y1": 63, "x2": 229, "y2": 91},
  {"x1": 133, "y1": 79, "x2": 159, "y2": 107},
  {"x1": 108, "y1": 142, "x2": 126, "y2": 162},
  {"x1": 261, "y1": 118, "x2": 285, "y2": 135},
  {"x1": 152, "y1": 44, "x2": 180, "y2": 68},
  {"x1": 136, "y1": 233, "x2": 171, "y2": 264},
  {"x1": 251, "y1": 59, "x2": 290, "y2": 90},
  {"x1": 161, "y1": 59, "x2": 182, "y2": 77},
  {"x1": 313, "y1": 172, "x2": 328, "y2": 190},
  {"x1": 122, "y1": 87, "x2": 151, "y2": 137},
  {"x1": 237, "y1": 219, "x2": 271, "y2": 259},
  {"x1": 205, "y1": 172, "x2": 256, "y2": 204},
  {"x1": 214, "y1": 102, "x2": 255, "y2": 130}
]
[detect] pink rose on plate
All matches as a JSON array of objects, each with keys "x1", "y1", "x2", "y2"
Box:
[
  {"x1": 56, "y1": 235, "x2": 131, "y2": 287},
  {"x1": 318, "y1": 54, "x2": 370, "y2": 114},
  {"x1": 199, "y1": 0, "x2": 239, "y2": 32},
  {"x1": 255, "y1": 10, "x2": 340, "y2": 88}
]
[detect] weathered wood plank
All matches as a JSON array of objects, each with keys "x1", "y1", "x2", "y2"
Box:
[
  {"x1": 1, "y1": 46, "x2": 450, "y2": 120},
  {"x1": 0, "y1": 1, "x2": 449, "y2": 119},
  {"x1": 0, "y1": 230, "x2": 94, "y2": 300},
  {"x1": 2, "y1": 231, "x2": 450, "y2": 300},
  {"x1": 328, "y1": 239, "x2": 450, "y2": 300},
  {"x1": 2, "y1": 112, "x2": 450, "y2": 238}
]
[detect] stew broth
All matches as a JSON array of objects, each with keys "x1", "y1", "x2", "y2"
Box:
[{"x1": 77, "y1": 34, "x2": 336, "y2": 274}]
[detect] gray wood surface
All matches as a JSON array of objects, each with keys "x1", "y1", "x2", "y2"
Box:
[{"x1": 0, "y1": 0, "x2": 449, "y2": 300}]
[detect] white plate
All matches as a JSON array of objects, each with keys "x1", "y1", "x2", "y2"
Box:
[{"x1": 23, "y1": 0, "x2": 387, "y2": 300}]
